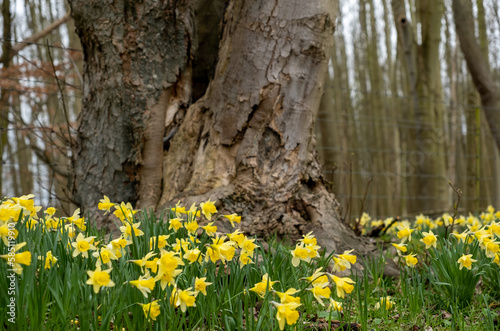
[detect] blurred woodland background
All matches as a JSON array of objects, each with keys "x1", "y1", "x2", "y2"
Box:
[{"x1": 1, "y1": 0, "x2": 499, "y2": 221}]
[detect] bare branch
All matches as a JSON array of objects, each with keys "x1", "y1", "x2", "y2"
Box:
[{"x1": 10, "y1": 11, "x2": 71, "y2": 58}]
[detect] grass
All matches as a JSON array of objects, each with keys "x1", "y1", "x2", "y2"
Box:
[{"x1": 0, "y1": 196, "x2": 499, "y2": 330}]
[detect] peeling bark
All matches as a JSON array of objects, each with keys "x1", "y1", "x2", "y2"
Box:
[
  {"x1": 69, "y1": 0, "x2": 194, "y2": 225},
  {"x1": 71, "y1": 0, "x2": 379, "y2": 261},
  {"x1": 137, "y1": 89, "x2": 169, "y2": 209},
  {"x1": 159, "y1": 0, "x2": 376, "y2": 256}
]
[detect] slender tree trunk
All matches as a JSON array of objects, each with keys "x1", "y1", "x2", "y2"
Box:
[
  {"x1": 391, "y1": 0, "x2": 418, "y2": 213},
  {"x1": 383, "y1": 0, "x2": 403, "y2": 215},
  {"x1": 452, "y1": 0, "x2": 500, "y2": 152},
  {"x1": 326, "y1": 9, "x2": 357, "y2": 222},
  {"x1": 367, "y1": 0, "x2": 393, "y2": 216},
  {"x1": 392, "y1": 0, "x2": 449, "y2": 213},
  {"x1": 474, "y1": 0, "x2": 499, "y2": 207},
  {"x1": 15, "y1": 119, "x2": 33, "y2": 194},
  {"x1": 352, "y1": 9, "x2": 372, "y2": 220},
  {"x1": 0, "y1": 0, "x2": 12, "y2": 197}
]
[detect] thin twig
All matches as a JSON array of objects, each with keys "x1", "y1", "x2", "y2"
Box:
[
  {"x1": 342, "y1": 154, "x2": 354, "y2": 227},
  {"x1": 8, "y1": 12, "x2": 71, "y2": 59},
  {"x1": 355, "y1": 177, "x2": 373, "y2": 235},
  {"x1": 46, "y1": 41, "x2": 75, "y2": 151},
  {"x1": 446, "y1": 181, "x2": 463, "y2": 239}
]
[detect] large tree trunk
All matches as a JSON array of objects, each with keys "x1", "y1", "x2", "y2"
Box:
[
  {"x1": 70, "y1": 0, "x2": 376, "y2": 257},
  {"x1": 157, "y1": 0, "x2": 370, "y2": 255},
  {"x1": 68, "y1": 0, "x2": 194, "y2": 226}
]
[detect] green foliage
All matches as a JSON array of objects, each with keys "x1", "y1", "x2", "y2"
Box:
[
  {"x1": 2, "y1": 196, "x2": 500, "y2": 330},
  {"x1": 427, "y1": 236, "x2": 488, "y2": 308}
]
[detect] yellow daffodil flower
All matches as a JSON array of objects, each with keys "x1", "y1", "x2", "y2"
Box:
[
  {"x1": 250, "y1": 273, "x2": 278, "y2": 297},
  {"x1": 457, "y1": 254, "x2": 477, "y2": 270},
  {"x1": 374, "y1": 296, "x2": 395, "y2": 310},
  {"x1": 391, "y1": 243, "x2": 407, "y2": 254},
  {"x1": 241, "y1": 237, "x2": 256, "y2": 254},
  {"x1": 201, "y1": 222, "x2": 217, "y2": 236},
  {"x1": 86, "y1": 266, "x2": 114, "y2": 293},
  {"x1": 72, "y1": 233, "x2": 97, "y2": 258},
  {"x1": 403, "y1": 254, "x2": 418, "y2": 267},
  {"x1": 93, "y1": 245, "x2": 119, "y2": 267},
  {"x1": 223, "y1": 213, "x2": 241, "y2": 227},
  {"x1": 329, "y1": 274, "x2": 355, "y2": 298},
  {"x1": 493, "y1": 253, "x2": 500, "y2": 266},
  {"x1": 271, "y1": 301, "x2": 301, "y2": 330},
  {"x1": 1, "y1": 242, "x2": 32, "y2": 274},
  {"x1": 113, "y1": 202, "x2": 138, "y2": 223},
  {"x1": 291, "y1": 243, "x2": 310, "y2": 267},
  {"x1": 45, "y1": 207, "x2": 57, "y2": 216},
  {"x1": 156, "y1": 268, "x2": 182, "y2": 290},
  {"x1": 39, "y1": 250, "x2": 58, "y2": 269},
  {"x1": 119, "y1": 222, "x2": 144, "y2": 239},
  {"x1": 275, "y1": 288, "x2": 300, "y2": 304},
  {"x1": 98, "y1": 196, "x2": 115, "y2": 214},
  {"x1": 150, "y1": 235, "x2": 169, "y2": 250},
  {"x1": 0, "y1": 221, "x2": 18, "y2": 245},
  {"x1": 174, "y1": 287, "x2": 198, "y2": 312},
  {"x1": 183, "y1": 248, "x2": 203, "y2": 264},
  {"x1": 227, "y1": 229, "x2": 245, "y2": 246},
  {"x1": 420, "y1": 230, "x2": 438, "y2": 249},
  {"x1": 157, "y1": 250, "x2": 184, "y2": 280},
  {"x1": 139, "y1": 300, "x2": 161, "y2": 321},
  {"x1": 168, "y1": 218, "x2": 183, "y2": 232},
  {"x1": 300, "y1": 232, "x2": 317, "y2": 246},
  {"x1": 336, "y1": 249, "x2": 357, "y2": 268},
  {"x1": 396, "y1": 222, "x2": 414, "y2": 243},
  {"x1": 239, "y1": 251, "x2": 254, "y2": 268},
  {"x1": 308, "y1": 283, "x2": 331, "y2": 306},
  {"x1": 171, "y1": 201, "x2": 187, "y2": 217},
  {"x1": 328, "y1": 298, "x2": 343, "y2": 312},
  {"x1": 128, "y1": 251, "x2": 157, "y2": 270},
  {"x1": 302, "y1": 268, "x2": 328, "y2": 286},
  {"x1": 195, "y1": 277, "x2": 212, "y2": 296},
  {"x1": 129, "y1": 272, "x2": 156, "y2": 298},
  {"x1": 110, "y1": 237, "x2": 132, "y2": 258},
  {"x1": 200, "y1": 199, "x2": 217, "y2": 220},
  {"x1": 185, "y1": 220, "x2": 199, "y2": 235},
  {"x1": 484, "y1": 240, "x2": 500, "y2": 258},
  {"x1": 205, "y1": 236, "x2": 236, "y2": 263}
]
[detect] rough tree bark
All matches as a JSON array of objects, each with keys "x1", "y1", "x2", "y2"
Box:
[
  {"x1": 69, "y1": 0, "x2": 195, "y2": 226},
  {"x1": 70, "y1": 0, "x2": 378, "y2": 257},
  {"x1": 158, "y1": 0, "x2": 373, "y2": 255},
  {"x1": 452, "y1": 0, "x2": 500, "y2": 152}
]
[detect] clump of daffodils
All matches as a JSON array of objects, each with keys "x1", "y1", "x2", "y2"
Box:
[
  {"x1": 2, "y1": 194, "x2": 364, "y2": 329},
  {"x1": 6, "y1": 194, "x2": 500, "y2": 328},
  {"x1": 374, "y1": 296, "x2": 395, "y2": 310}
]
